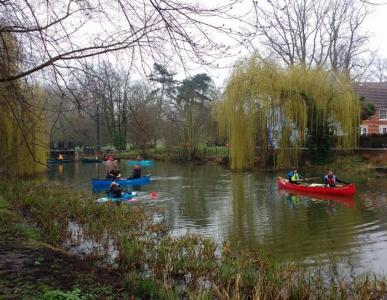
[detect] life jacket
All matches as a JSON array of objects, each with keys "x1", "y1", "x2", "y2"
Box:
[
  {"x1": 290, "y1": 172, "x2": 299, "y2": 182},
  {"x1": 132, "y1": 167, "x2": 141, "y2": 178},
  {"x1": 109, "y1": 184, "x2": 122, "y2": 197},
  {"x1": 325, "y1": 175, "x2": 336, "y2": 186}
]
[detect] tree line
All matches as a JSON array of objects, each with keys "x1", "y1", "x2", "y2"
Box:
[
  {"x1": 48, "y1": 62, "x2": 218, "y2": 161},
  {"x1": 0, "y1": 0, "x2": 386, "y2": 174}
]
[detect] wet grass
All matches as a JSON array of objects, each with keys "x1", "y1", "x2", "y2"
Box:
[{"x1": 1, "y1": 180, "x2": 387, "y2": 299}]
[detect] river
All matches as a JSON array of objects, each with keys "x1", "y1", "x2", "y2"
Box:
[{"x1": 47, "y1": 160, "x2": 387, "y2": 276}]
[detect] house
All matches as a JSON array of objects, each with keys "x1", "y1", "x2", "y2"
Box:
[{"x1": 355, "y1": 82, "x2": 387, "y2": 135}]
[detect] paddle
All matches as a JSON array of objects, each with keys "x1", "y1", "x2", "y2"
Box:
[{"x1": 300, "y1": 177, "x2": 321, "y2": 181}]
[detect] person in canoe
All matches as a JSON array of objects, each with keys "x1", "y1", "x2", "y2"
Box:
[
  {"x1": 131, "y1": 164, "x2": 142, "y2": 179},
  {"x1": 106, "y1": 158, "x2": 121, "y2": 180},
  {"x1": 287, "y1": 167, "x2": 303, "y2": 184},
  {"x1": 106, "y1": 169, "x2": 121, "y2": 180},
  {"x1": 105, "y1": 156, "x2": 114, "y2": 172},
  {"x1": 107, "y1": 181, "x2": 124, "y2": 198},
  {"x1": 324, "y1": 171, "x2": 349, "y2": 187}
]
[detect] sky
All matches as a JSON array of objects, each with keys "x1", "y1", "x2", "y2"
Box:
[{"x1": 364, "y1": 2, "x2": 387, "y2": 55}]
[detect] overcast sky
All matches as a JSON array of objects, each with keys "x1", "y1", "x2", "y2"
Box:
[{"x1": 364, "y1": 2, "x2": 387, "y2": 54}]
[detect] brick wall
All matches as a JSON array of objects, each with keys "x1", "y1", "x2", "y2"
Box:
[{"x1": 361, "y1": 109, "x2": 387, "y2": 134}]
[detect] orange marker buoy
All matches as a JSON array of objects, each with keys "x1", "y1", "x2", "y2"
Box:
[{"x1": 150, "y1": 192, "x2": 158, "y2": 199}]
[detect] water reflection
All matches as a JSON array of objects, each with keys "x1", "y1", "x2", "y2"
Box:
[
  {"x1": 278, "y1": 190, "x2": 356, "y2": 208},
  {"x1": 46, "y1": 161, "x2": 387, "y2": 275}
]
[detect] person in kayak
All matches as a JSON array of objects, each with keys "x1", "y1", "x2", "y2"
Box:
[
  {"x1": 107, "y1": 181, "x2": 124, "y2": 198},
  {"x1": 287, "y1": 167, "x2": 303, "y2": 184},
  {"x1": 131, "y1": 164, "x2": 142, "y2": 179},
  {"x1": 324, "y1": 171, "x2": 349, "y2": 187}
]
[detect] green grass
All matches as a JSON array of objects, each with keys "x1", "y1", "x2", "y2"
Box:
[
  {"x1": 13, "y1": 223, "x2": 41, "y2": 240},
  {"x1": 41, "y1": 288, "x2": 85, "y2": 300}
]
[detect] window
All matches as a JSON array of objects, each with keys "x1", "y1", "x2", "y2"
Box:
[
  {"x1": 380, "y1": 109, "x2": 387, "y2": 120},
  {"x1": 379, "y1": 126, "x2": 387, "y2": 134},
  {"x1": 360, "y1": 125, "x2": 368, "y2": 135}
]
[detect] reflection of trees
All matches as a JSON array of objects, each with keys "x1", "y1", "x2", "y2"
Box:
[
  {"x1": 359, "y1": 192, "x2": 387, "y2": 233},
  {"x1": 223, "y1": 173, "x2": 364, "y2": 263},
  {"x1": 176, "y1": 164, "x2": 226, "y2": 227},
  {"x1": 255, "y1": 194, "x2": 361, "y2": 261},
  {"x1": 227, "y1": 174, "x2": 258, "y2": 247}
]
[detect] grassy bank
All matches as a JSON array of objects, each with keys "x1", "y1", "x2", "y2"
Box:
[
  {"x1": 1, "y1": 180, "x2": 386, "y2": 299},
  {"x1": 104, "y1": 146, "x2": 229, "y2": 162},
  {"x1": 302, "y1": 155, "x2": 370, "y2": 176}
]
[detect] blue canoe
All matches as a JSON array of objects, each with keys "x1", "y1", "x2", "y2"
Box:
[
  {"x1": 96, "y1": 191, "x2": 137, "y2": 203},
  {"x1": 92, "y1": 175, "x2": 151, "y2": 189},
  {"x1": 127, "y1": 160, "x2": 155, "y2": 166}
]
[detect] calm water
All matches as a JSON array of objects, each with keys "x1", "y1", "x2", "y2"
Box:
[{"x1": 47, "y1": 161, "x2": 387, "y2": 275}]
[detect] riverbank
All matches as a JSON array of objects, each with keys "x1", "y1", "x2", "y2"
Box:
[
  {"x1": 1, "y1": 180, "x2": 386, "y2": 299},
  {"x1": 0, "y1": 185, "x2": 126, "y2": 299},
  {"x1": 106, "y1": 148, "x2": 376, "y2": 170}
]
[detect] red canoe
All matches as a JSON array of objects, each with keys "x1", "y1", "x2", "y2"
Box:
[{"x1": 277, "y1": 177, "x2": 356, "y2": 196}]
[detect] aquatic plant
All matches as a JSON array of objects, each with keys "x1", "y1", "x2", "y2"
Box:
[{"x1": 216, "y1": 58, "x2": 360, "y2": 170}]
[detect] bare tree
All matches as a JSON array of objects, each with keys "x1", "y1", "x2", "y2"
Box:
[
  {"x1": 126, "y1": 82, "x2": 163, "y2": 154},
  {"x1": 46, "y1": 89, "x2": 111, "y2": 147},
  {"x1": 371, "y1": 57, "x2": 387, "y2": 82},
  {"x1": 0, "y1": 0, "x2": 256, "y2": 83},
  {"x1": 80, "y1": 61, "x2": 131, "y2": 150},
  {"x1": 253, "y1": 0, "x2": 371, "y2": 76}
]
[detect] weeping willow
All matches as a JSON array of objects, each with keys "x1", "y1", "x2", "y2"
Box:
[
  {"x1": 217, "y1": 58, "x2": 360, "y2": 170},
  {"x1": 0, "y1": 33, "x2": 47, "y2": 176}
]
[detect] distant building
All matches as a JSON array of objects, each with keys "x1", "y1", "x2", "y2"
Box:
[{"x1": 355, "y1": 82, "x2": 387, "y2": 135}]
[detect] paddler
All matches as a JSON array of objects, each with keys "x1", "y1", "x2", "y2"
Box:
[
  {"x1": 287, "y1": 167, "x2": 303, "y2": 184},
  {"x1": 107, "y1": 181, "x2": 124, "y2": 198},
  {"x1": 323, "y1": 170, "x2": 349, "y2": 187},
  {"x1": 131, "y1": 164, "x2": 141, "y2": 179}
]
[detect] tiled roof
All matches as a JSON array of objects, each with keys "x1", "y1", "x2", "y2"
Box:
[{"x1": 354, "y1": 82, "x2": 387, "y2": 109}]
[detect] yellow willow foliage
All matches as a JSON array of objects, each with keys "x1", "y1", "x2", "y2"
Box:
[
  {"x1": 0, "y1": 86, "x2": 48, "y2": 176},
  {"x1": 0, "y1": 33, "x2": 48, "y2": 176},
  {"x1": 216, "y1": 58, "x2": 360, "y2": 170}
]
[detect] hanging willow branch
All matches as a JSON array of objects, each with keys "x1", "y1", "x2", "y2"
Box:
[
  {"x1": 0, "y1": 32, "x2": 47, "y2": 176},
  {"x1": 216, "y1": 57, "x2": 360, "y2": 170}
]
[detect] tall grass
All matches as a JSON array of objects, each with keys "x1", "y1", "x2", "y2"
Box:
[{"x1": 1, "y1": 180, "x2": 386, "y2": 299}]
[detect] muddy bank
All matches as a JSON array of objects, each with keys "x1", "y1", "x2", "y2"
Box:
[{"x1": 0, "y1": 240, "x2": 125, "y2": 299}]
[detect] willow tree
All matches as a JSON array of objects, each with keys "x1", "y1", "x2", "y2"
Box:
[
  {"x1": 0, "y1": 33, "x2": 47, "y2": 176},
  {"x1": 217, "y1": 58, "x2": 360, "y2": 170}
]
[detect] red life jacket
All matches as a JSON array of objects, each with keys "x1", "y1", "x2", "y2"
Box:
[{"x1": 326, "y1": 175, "x2": 336, "y2": 186}]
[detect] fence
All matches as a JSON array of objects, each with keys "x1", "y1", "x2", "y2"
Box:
[{"x1": 359, "y1": 135, "x2": 387, "y2": 148}]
